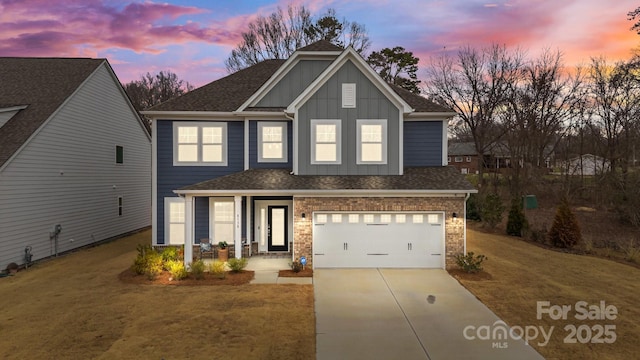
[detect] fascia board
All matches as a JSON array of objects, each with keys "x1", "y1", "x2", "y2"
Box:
[
  {"x1": 0, "y1": 105, "x2": 29, "y2": 113},
  {"x1": 286, "y1": 47, "x2": 413, "y2": 114},
  {"x1": 173, "y1": 189, "x2": 478, "y2": 196},
  {"x1": 405, "y1": 112, "x2": 458, "y2": 119},
  {"x1": 141, "y1": 111, "x2": 241, "y2": 120}
]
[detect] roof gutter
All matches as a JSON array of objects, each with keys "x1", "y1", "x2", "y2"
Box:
[{"x1": 173, "y1": 189, "x2": 477, "y2": 196}]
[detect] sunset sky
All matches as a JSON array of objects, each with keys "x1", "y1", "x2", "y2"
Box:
[{"x1": 1, "y1": 0, "x2": 639, "y2": 87}]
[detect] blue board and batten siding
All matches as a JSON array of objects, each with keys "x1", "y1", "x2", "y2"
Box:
[
  {"x1": 297, "y1": 60, "x2": 401, "y2": 175},
  {"x1": 156, "y1": 120, "x2": 244, "y2": 244},
  {"x1": 248, "y1": 120, "x2": 293, "y2": 169},
  {"x1": 403, "y1": 121, "x2": 443, "y2": 166}
]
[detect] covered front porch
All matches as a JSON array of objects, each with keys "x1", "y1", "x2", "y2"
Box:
[{"x1": 181, "y1": 194, "x2": 294, "y2": 267}]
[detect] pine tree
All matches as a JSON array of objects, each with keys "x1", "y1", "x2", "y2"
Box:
[
  {"x1": 506, "y1": 198, "x2": 527, "y2": 237},
  {"x1": 548, "y1": 197, "x2": 582, "y2": 248}
]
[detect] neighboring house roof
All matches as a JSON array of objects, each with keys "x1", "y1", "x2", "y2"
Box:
[
  {"x1": 448, "y1": 142, "x2": 478, "y2": 156},
  {"x1": 147, "y1": 40, "x2": 453, "y2": 115},
  {"x1": 176, "y1": 167, "x2": 476, "y2": 193},
  {"x1": 0, "y1": 57, "x2": 107, "y2": 168}
]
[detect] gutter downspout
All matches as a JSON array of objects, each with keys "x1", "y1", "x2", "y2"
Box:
[{"x1": 464, "y1": 193, "x2": 470, "y2": 254}]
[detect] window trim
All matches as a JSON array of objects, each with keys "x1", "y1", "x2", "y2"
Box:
[
  {"x1": 466, "y1": 156, "x2": 472, "y2": 162},
  {"x1": 258, "y1": 121, "x2": 287, "y2": 163},
  {"x1": 117, "y1": 196, "x2": 123, "y2": 217},
  {"x1": 115, "y1": 145, "x2": 124, "y2": 165},
  {"x1": 311, "y1": 119, "x2": 342, "y2": 165},
  {"x1": 209, "y1": 197, "x2": 235, "y2": 244},
  {"x1": 454, "y1": 156, "x2": 463, "y2": 162},
  {"x1": 173, "y1": 122, "x2": 228, "y2": 166},
  {"x1": 356, "y1": 119, "x2": 387, "y2": 165},
  {"x1": 164, "y1": 197, "x2": 186, "y2": 245}
]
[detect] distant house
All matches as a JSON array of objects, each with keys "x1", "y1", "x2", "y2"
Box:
[
  {"x1": 0, "y1": 58, "x2": 151, "y2": 270},
  {"x1": 143, "y1": 40, "x2": 476, "y2": 270},
  {"x1": 561, "y1": 154, "x2": 610, "y2": 176},
  {"x1": 447, "y1": 142, "x2": 478, "y2": 174}
]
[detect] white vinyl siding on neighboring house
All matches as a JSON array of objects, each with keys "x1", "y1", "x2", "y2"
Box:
[
  {"x1": 258, "y1": 122, "x2": 287, "y2": 162},
  {"x1": 357, "y1": 119, "x2": 387, "y2": 164},
  {"x1": 173, "y1": 122, "x2": 227, "y2": 166},
  {"x1": 0, "y1": 64, "x2": 151, "y2": 269},
  {"x1": 311, "y1": 119, "x2": 341, "y2": 164}
]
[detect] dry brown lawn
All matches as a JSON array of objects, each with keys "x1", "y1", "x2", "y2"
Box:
[
  {"x1": 0, "y1": 229, "x2": 315, "y2": 360},
  {"x1": 458, "y1": 229, "x2": 640, "y2": 360}
]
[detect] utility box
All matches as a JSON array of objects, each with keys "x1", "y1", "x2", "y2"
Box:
[{"x1": 523, "y1": 195, "x2": 538, "y2": 209}]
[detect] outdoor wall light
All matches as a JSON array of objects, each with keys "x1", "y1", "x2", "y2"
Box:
[
  {"x1": 452, "y1": 212, "x2": 458, "y2": 220},
  {"x1": 301, "y1": 213, "x2": 306, "y2": 220}
]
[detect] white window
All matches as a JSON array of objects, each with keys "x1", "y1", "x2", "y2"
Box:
[
  {"x1": 395, "y1": 214, "x2": 406, "y2": 223},
  {"x1": 342, "y1": 83, "x2": 356, "y2": 108},
  {"x1": 357, "y1": 119, "x2": 387, "y2": 164},
  {"x1": 258, "y1": 122, "x2": 287, "y2": 162},
  {"x1": 165, "y1": 198, "x2": 185, "y2": 245},
  {"x1": 316, "y1": 214, "x2": 328, "y2": 224},
  {"x1": 311, "y1": 119, "x2": 341, "y2": 164},
  {"x1": 461, "y1": 168, "x2": 468, "y2": 174},
  {"x1": 363, "y1": 214, "x2": 374, "y2": 223},
  {"x1": 211, "y1": 199, "x2": 234, "y2": 244},
  {"x1": 348, "y1": 214, "x2": 359, "y2": 223},
  {"x1": 428, "y1": 214, "x2": 440, "y2": 224},
  {"x1": 413, "y1": 214, "x2": 424, "y2": 223},
  {"x1": 173, "y1": 122, "x2": 227, "y2": 166},
  {"x1": 380, "y1": 214, "x2": 392, "y2": 223},
  {"x1": 466, "y1": 156, "x2": 472, "y2": 162},
  {"x1": 331, "y1": 214, "x2": 343, "y2": 223},
  {"x1": 454, "y1": 156, "x2": 463, "y2": 162}
]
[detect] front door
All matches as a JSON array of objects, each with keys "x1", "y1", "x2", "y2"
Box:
[{"x1": 268, "y1": 206, "x2": 288, "y2": 251}]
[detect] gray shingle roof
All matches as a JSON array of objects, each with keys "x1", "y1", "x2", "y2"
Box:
[
  {"x1": 448, "y1": 142, "x2": 478, "y2": 156},
  {"x1": 178, "y1": 167, "x2": 476, "y2": 192},
  {"x1": 147, "y1": 40, "x2": 454, "y2": 115},
  {"x1": 0, "y1": 57, "x2": 105, "y2": 168}
]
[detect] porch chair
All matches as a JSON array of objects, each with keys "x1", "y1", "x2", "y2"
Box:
[{"x1": 199, "y1": 238, "x2": 214, "y2": 260}]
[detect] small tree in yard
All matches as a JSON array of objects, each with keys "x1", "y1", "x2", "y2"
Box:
[
  {"x1": 548, "y1": 197, "x2": 582, "y2": 248},
  {"x1": 481, "y1": 193, "x2": 505, "y2": 228},
  {"x1": 506, "y1": 198, "x2": 527, "y2": 237}
]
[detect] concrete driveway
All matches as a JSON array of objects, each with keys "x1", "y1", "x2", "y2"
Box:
[{"x1": 314, "y1": 269, "x2": 544, "y2": 360}]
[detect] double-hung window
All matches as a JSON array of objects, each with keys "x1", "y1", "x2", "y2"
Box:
[
  {"x1": 258, "y1": 122, "x2": 287, "y2": 162},
  {"x1": 357, "y1": 119, "x2": 387, "y2": 164},
  {"x1": 311, "y1": 119, "x2": 341, "y2": 164},
  {"x1": 165, "y1": 198, "x2": 185, "y2": 245},
  {"x1": 210, "y1": 198, "x2": 235, "y2": 244},
  {"x1": 174, "y1": 122, "x2": 227, "y2": 166}
]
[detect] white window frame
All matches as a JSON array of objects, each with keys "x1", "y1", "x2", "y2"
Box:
[
  {"x1": 342, "y1": 83, "x2": 356, "y2": 108},
  {"x1": 357, "y1": 119, "x2": 387, "y2": 165},
  {"x1": 311, "y1": 119, "x2": 342, "y2": 165},
  {"x1": 165, "y1": 197, "x2": 186, "y2": 245},
  {"x1": 210, "y1": 198, "x2": 235, "y2": 245},
  {"x1": 258, "y1": 121, "x2": 287, "y2": 163},
  {"x1": 454, "y1": 156, "x2": 463, "y2": 162},
  {"x1": 173, "y1": 122, "x2": 228, "y2": 166},
  {"x1": 466, "y1": 156, "x2": 472, "y2": 162}
]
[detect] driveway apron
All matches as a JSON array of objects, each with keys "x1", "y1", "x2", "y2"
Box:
[{"x1": 314, "y1": 269, "x2": 544, "y2": 360}]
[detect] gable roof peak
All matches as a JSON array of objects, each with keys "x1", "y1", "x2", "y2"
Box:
[{"x1": 296, "y1": 40, "x2": 343, "y2": 52}]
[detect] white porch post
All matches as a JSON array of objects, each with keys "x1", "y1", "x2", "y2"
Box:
[
  {"x1": 184, "y1": 195, "x2": 194, "y2": 267},
  {"x1": 234, "y1": 196, "x2": 242, "y2": 259},
  {"x1": 246, "y1": 196, "x2": 252, "y2": 256}
]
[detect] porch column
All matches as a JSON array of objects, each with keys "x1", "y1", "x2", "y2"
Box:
[
  {"x1": 246, "y1": 196, "x2": 252, "y2": 256},
  {"x1": 234, "y1": 196, "x2": 242, "y2": 259},
  {"x1": 184, "y1": 195, "x2": 194, "y2": 267}
]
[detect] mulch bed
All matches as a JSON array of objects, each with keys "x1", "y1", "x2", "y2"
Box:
[
  {"x1": 278, "y1": 268, "x2": 313, "y2": 277},
  {"x1": 447, "y1": 269, "x2": 493, "y2": 281},
  {"x1": 118, "y1": 268, "x2": 254, "y2": 286}
]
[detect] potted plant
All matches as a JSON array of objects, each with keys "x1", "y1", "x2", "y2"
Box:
[{"x1": 217, "y1": 241, "x2": 229, "y2": 262}]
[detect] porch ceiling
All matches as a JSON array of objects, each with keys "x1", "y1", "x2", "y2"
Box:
[{"x1": 175, "y1": 167, "x2": 476, "y2": 194}]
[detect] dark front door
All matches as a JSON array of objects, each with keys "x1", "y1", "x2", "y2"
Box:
[{"x1": 267, "y1": 206, "x2": 288, "y2": 251}]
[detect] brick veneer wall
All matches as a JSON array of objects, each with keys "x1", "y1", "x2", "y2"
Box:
[{"x1": 293, "y1": 196, "x2": 466, "y2": 269}]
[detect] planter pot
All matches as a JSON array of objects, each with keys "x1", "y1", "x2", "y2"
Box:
[{"x1": 218, "y1": 248, "x2": 229, "y2": 262}]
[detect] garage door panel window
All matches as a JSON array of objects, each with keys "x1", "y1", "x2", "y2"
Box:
[
  {"x1": 348, "y1": 214, "x2": 359, "y2": 223},
  {"x1": 332, "y1": 214, "x2": 343, "y2": 223},
  {"x1": 413, "y1": 214, "x2": 424, "y2": 223},
  {"x1": 395, "y1": 214, "x2": 406, "y2": 223}
]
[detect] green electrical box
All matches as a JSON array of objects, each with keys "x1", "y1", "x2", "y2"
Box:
[{"x1": 523, "y1": 195, "x2": 538, "y2": 209}]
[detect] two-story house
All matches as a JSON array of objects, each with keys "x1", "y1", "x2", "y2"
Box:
[{"x1": 143, "y1": 41, "x2": 476, "y2": 269}]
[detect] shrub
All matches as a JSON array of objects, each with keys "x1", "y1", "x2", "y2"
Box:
[
  {"x1": 209, "y1": 260, "x2": 227, "y2": 279},
  {"x1": 161, "y1": 247, "x2": 181, "y2": 264},
  {"x1": 506, "y1": 198, "x2": 527, "y2": 237},
  {"x1": 621, "y1": 239, "x2": 639, "y2": 263},
  {"x1": 144, "y1": 251, "x2": 164, "y2": 280},
  {"x1": 290, "y1": 259, "x2": 303, "y2": 273},
  {"x1": 548, "y1": 197, "x2": 582, "y2": 248},
  {"x1": 227, "y1": 258, "x2": 248, "y2": 272},
  {"x1": 481, "y1": 193, "x2": 504, "y2": 228},
  {"x1": 466, "y1": 193, "x2": 482, "y2": 221},
  {"x1": 166, "y1": 260, "x2": 188, "y2": 280},
  {"x1": 454, "y1": 252, "x2": 487, "y2": 273},
  {"x1": 190, "y1": 260, "x2": 206, "y2": 280},
  {"x1": 132, "y1": 244, "x2": 156, "y2": 275}
]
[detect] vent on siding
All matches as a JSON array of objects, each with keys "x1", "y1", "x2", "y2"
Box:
[{"x1": 342, "y1": 83, "x2": 356, "y2": 108}]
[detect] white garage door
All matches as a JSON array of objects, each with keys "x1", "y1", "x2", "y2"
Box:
[{"x1": 313, "y1": 212, "x2": 444, "y2": 268}]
